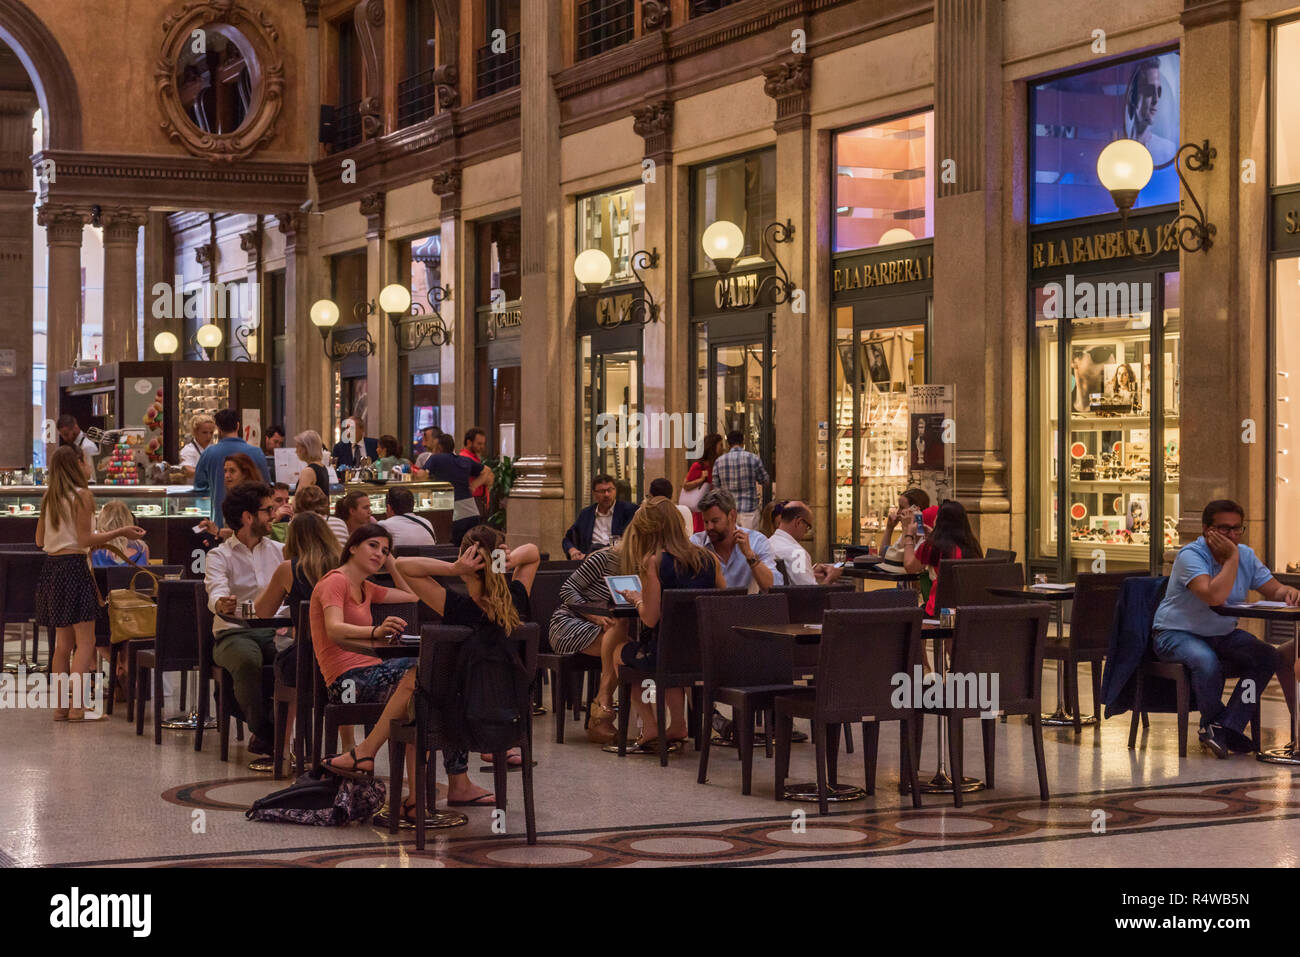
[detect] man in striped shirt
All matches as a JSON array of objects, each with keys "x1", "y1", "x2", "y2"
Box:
[{"x1": 712, "y1": 430, "x2": 771, "y2": 529}]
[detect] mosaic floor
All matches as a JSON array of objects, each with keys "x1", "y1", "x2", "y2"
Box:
[{"x1": 3, "y1": 645, "x2": 1298, "y2": 868}]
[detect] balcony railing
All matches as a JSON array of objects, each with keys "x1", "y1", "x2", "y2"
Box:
[
  {"x1": 397, "y1": 69, "x2": 440, "y2": 128},
  {"x1": 690, "y1": 0, "x2": 743, "y2": 15},
  {"x1": 334, "y1": 99, "x2": 363, "y2": 151},
  {"x1": 476, "y1": 32, "x2": 521, "y2": 98},
  {"x1": 576, "y1": 0, "x2": 634, "y2": 61}
]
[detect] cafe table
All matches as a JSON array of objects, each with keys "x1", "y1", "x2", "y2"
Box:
[
  {"x1": 1212, "y1": 601, "x2": 1300, "y2": 765},
  {"x1": 837, "y1": 564, "x2": 920, "y2": 588},
  {"x1": 987, "y1": 584, "x2": 1082, "y2": 727}
]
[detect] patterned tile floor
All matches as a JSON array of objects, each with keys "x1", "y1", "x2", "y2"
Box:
[{"x1": 2, "y1": 649, "x2": 1297, "y2": 868}]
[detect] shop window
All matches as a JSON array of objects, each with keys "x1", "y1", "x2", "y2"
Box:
[
  {"x1": 834, "y1": 111, "x2": 934, "y2": 252},
  {"x1": 577, "y1": 184, "x2": 646, "y2": 285},
  {"x1": 1031, "y1": 50, "x2": 1181, "y2": 224},
  {"x1": 1276, "y1": 258, "x2": 1300, "y2": 570},
  {"x1": 1274, "y1": 21, "x2": 1300, "y2": 187},
  {"x1": 692, "y1": 150, "x2": 777, "y2": 272},
  {"x1": 476, "y1": 217, "x2": 521, "y2": 306}
]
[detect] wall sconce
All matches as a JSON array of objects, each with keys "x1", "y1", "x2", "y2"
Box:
[
  {"x1": 153, "y1": 331, "x2": 179, "y2": 357},
  {"x1": 573, "y1": 248, "x2": 660, "y2": 327},
  {"x1": 382, "y1": 281, "x2": 453, "y2": 349},
  {"x1": 232, "y1": 323, "x2": 258, "y2": 362},
  {"x1": 703, "y1": 218, "x2": 797, "y2": 308},
  {"x1": 189, "y1": 323, "x2": 223, "y2": 360},
  {"x1": 310, "y1": 297, "x2": 377, "y2": 361},
  {"x1": 1098, "y1": 138, "x2": 1216, "y2": 254}
]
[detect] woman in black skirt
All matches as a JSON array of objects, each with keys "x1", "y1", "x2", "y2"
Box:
[{"x1": 35, "y1": 445, "x2": 146, "y2": 721}]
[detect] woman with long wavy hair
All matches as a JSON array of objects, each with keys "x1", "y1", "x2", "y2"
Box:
[
  {"x1": 603, "y1": 497, "x2": 723, "y2": 751},
  {"x1": 36, "y1": 445, "x2": 146, "y2": 721},
  {"x1": 395, "y1": 525, "x2": 540, "y2": 804},
  {"x1": 681, "y1": 432, "x2": 725, "y2": 533}
]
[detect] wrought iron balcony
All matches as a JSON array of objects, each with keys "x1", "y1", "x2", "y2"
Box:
[
  {"x1": 476, "y1": 32, "x2": 521, "y2": 98},
  {"x1": 576, "y1": 0, "x2": 634, "y2": 61}
]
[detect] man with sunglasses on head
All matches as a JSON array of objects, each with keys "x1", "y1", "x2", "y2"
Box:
[{"x1": 1152, "y1": 499, "x2": 1299, "y2": 758}]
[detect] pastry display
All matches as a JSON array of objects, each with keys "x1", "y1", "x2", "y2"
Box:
[
  {"x1": 177, "y1": 375, "x2": 230, "y2": 450},
  {"x1": 103, "y1": 438, "x2": 140, "y2": 486}
]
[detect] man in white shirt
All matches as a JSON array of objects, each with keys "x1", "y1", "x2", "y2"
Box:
[
  {"x1": 767, "y1": 500, "x2": 843, "y2": 586},
  {"x1": 379, "y1": 485, "x2": 437, "y2": 547},
  {"x1": 56, "y1": 414, "x2": 100, "y2": 478},
  {"x1": 179, "y1": 414, "x2": 216, "y2": 479},
  {"x1": 205, "y1": 481, "x2": 284, "y2": 755}
]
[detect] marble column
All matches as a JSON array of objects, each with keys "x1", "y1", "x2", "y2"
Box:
[
  {"x1": 279, "y1": 211, "x2": 328, "y2": 439},
  {"x1": 0, "y1": 91, "x2": 35, "y2": 466},
  {"x1": 510, "y1": 0, "x2": 567, "y2": 548},
  {"x1": 932, "y1": 0, "x2": 1010, "y2": 546},
  {"x1": 142, "y1": 212, "x2": 175, "y2": 359},
  {"x1": 361, "y1": 191, "x2": 398, "y2": 439},
  {"x1": 432, "y1": 166, "x2": 464, "y2": 440},
  {"x1": 100, "y1": 207, "x2": 146, "y2": 364},
  {"x1": 38, "y1": 203, "x2": 86, "y2": 462}
]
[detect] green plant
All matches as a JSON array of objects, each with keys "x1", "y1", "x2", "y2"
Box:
[{"x1": 482, "y1": 455, "x2": 516, "y2": 529}]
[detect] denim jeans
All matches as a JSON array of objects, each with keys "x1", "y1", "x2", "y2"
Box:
[{"x1": 1152, "y1": 628, "x2": 1280, "y2": 733}]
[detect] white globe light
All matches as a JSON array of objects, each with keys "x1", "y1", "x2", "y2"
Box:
[
  {"x1": 153, "y1": 331, "x2": 179, "y2": 355},
  {"x1": 310, "y1": 299, "x2": 340, "y2": 328},
  {"x1": 1097, "y1": 139, "x2": 1154, "y2": 210},
  {"x1": 378, "y1": 283, "x2": 412, "y2": 314},
  {"x1": 702, "y1": 220, "x2": 745, "y2": 266},
  {"x1": 573, "y1": 249, "x2": 613, "y2": 289},
  {"x1": 196, "y1": 323, "x2": 223, "y2": 349},
  {"x1": 878, "y1": 227, "x2": 916, "y2": 246}
]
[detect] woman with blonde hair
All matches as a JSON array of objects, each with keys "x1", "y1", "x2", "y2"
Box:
[
  {"x1": 291, "y1": 430, "x2": 329, "y2": 493},
  {"x1": 602, "y1": 496, "x2": 723, "y2": 750},
  {"x1": 396, "y1": 525, "x2": 540, "y2": 802},
  {"x1": 35, "y1": 445, "x2": 146, "y2": 721},
  {"x1": 179, "y1": 413, "x2": 216, "y2": 479},
  {"x1": 91, "y1": 500, "x2": 150, "y2": 567}
]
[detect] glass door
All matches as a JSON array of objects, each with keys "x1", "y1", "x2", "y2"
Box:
[
  {"x1": 710, "y1": 336, "x2": 774, "y2": 473},
  {"x1": 580, "y1": 334, "x2": 642, "y2": 502}
]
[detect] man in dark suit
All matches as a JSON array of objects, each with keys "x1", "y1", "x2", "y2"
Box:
[
  {"x1": 563, "y1": 473, "x2": 638, "y2": 560},
  {"x1": 330, "y1": 416, "x2": 379, "y2": 472}
]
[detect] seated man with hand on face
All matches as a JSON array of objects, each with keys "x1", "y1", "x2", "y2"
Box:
[
  {"x1": 1152, "y1": 499, "x2": 1299, "y2": 758},
  {"x1": 563, "y1": 473, "x2": 637, "y2": 561},
  {"x1": 690, "y1": 487, "x2": 778, "y2": 593}
]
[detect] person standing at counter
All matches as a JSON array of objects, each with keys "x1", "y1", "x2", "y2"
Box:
[
  {"x1": 35, "y1": 446, "x2": 146, "y2": 721},
  {"x1": 56, "y1": 414, "x2": 99, "y2": 478},
  {"x1": 291, "y1": 430, "x2": 330, "y2": 494},
  {"x1": 425, "y1": 433, "x2": 493, "y2": 546},
  {"x1": 178, "y1": 414, "x2": 216, "y2": 480},
  {"x1": 194, "y1": 409, "x2": 271, "y2": 528}
]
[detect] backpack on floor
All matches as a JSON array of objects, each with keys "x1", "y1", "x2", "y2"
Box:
[
  {"x1": 444, "y1": 621, "x2": 531, "y2": 754},
  {"x1": 245, "y1": 769, "x2": 386, "y2": 826}
]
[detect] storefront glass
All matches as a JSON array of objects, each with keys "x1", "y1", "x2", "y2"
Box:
[
  {"x1": 577, "y1": 184, "x2": 646, "y2": 285},
  {"x1": 1273, "y1": 21, "x2": 1300, "y2": 187},
  {"x1": 1276, "y1": 257, "x2": 1300, "y2": 570},
  {"x1": 692, "y1": 150, "x2": 777, "y2": 271},
  {"x1": 834, "y1": 111, "x2": 934, "y2": 251},
  {"x1": 580, "y1": 335, "x2": 640, "y2": 500}
]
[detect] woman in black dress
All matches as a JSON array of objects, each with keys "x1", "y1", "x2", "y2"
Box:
[
  {"x1": 291, "y1": 430, "x2": 330, "y2": 494},
  {"x1": 396, "y1": 525, "x2": 540, "y2": 806}
]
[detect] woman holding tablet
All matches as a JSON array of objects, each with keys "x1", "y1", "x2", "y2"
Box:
[{"x1": 606, "y1": 497, "x2": 723, "y2": 751}]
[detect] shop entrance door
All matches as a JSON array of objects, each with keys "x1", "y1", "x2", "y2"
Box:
[
  {"x1": 580, "y1": 329, "x2": 642, "y2": 501},
  {"x1": 706, "y1": 324, "x2": 775, "y2": 476}
]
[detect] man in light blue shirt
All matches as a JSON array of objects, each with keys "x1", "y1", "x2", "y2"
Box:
[
  {"x1": 1152, "y1": 499, "x2": 1298, "y2": 757},
  {"x1": 193, "y1": 408, "x2": 272, "y2": 528},
  {"x1": 689, "y1": 487, "x2": 778, "y2": 593}
]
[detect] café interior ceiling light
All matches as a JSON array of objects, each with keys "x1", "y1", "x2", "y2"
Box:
[
  {"x1": 878, "y1": 227, "x2": 917, "y2": 246},
  {"x1": 153, "y1": 331, "x2": 179, "y2": 356},
  {"x1": 1100, "y1": 137, "x2": 1216, "y2": 255},
  {"x1": 574, "y1": 248, "x2": 661, "y2": 328},
  {"x1": 573, "y1": 249, "x2": 614, "y2": 293},
  {"x1": 708, "y1": 218, "x2": 798, "y2": 310},
  {"x1": 701, "y1": 220, "x2": 745, "y2": 275}
]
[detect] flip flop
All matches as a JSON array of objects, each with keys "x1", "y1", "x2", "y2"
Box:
[
  {"x1": 321, "y1": 748, "x2": 375, "y2": 780},
  {"x1": 479, "y1": 749, "x2": 524, "y2": 767},
  {"x1": 447, "y1": 792, "x2": 497, "y2": 807}
]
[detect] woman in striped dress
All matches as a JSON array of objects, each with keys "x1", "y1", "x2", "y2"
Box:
[{"x1": 547, "y1": 546, "x2": 623, "y2": 743}]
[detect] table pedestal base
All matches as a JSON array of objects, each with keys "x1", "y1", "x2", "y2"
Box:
[
  {"x1": 161, "y1": 712, "x2": 217, "y2": 731},
  {"x1": 1257, "y1": 743, "x2": 1300, "y2": 766},
  {"x1": 782, "y1": 782, "x2": 865, "y2": 803},
  {"x1": 248, "y1": 758, "x2": 273, "y2": 773},
  {"x1": 601, "y1": 741, "x2": 683, "y2": 755},
  {"x1": 372, "y1": 805, "x2": 468, "y2": 830},
  {"x1": 918, "y1": 770, "x2": 985, "y2": 795},
  {"x1": 1040, "y1": 709, "x2": 1096, "y2": 727}
]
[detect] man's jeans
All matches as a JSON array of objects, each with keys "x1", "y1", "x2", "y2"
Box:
[
  {"x1": 1152, "y1": 628, "x2": 1279, "y2": 733},
  {"x1": 212, "y1": 627, "x2": 277, "y2": 742}
]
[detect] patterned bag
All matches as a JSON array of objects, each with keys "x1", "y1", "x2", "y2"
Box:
[{"x1": 245, "y1": 770, "x2": 386, "y2": 826}]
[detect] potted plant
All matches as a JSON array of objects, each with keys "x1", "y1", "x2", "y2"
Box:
[{"x1": 482, "y1": 455, "x2": 515, "y2": 529}]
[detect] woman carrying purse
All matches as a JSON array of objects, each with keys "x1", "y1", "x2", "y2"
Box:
[{"x1": 680, "y1": 432, "x2": 724, "y2": 534}]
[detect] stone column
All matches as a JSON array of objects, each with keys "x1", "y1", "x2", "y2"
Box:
[
  {"x1": 932, "y1": 0, "x2": 1010, "y2": 545},
  {"x1": 433, "y1": 166, "x2": 464, "y2": 439},
  {"x1": 361, "y1": 191, "x2": 398, "y2": 438},
  {"x1": 142, "y1": 212, "x2": 175, "y2": 358},
  {"x1": 279, "y1": 211, "x2": 327, "y2": 439},
  {"x1": 239, "y1": 224, "x2": 263, "y2": 362},
  {"x1": 510, "y1": 0, "x2": 567, "y2": 547},
  {"x1": 38, "y1": 203, "x2": 86, "y2": 461},
  {"x1": 100, "y1": 208, "x2": 146, "y2": 364},
  {"x1": 1178, "y1": 0, "x2": 1250, "y2": 543},
  {"x1": 0, "y1": 91, "x2": 35, "y2": 466}
]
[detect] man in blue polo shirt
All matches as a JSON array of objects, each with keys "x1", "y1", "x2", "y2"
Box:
[
  {"x1": 690, "y1": 487, "x2": 778, "y2": 593},
  {"x1": 1152, "y1": 499, "x2": 1299, "y2": 758}
]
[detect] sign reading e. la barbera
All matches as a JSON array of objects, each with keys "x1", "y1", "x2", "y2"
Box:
[
  {"x1": 1030, "y1": 210, "x2": 1180, "y2": 275},
  {"x1": 832, "y1": 250, "x2": 933, "y2": 297}
]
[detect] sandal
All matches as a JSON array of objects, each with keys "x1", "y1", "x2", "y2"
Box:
[
  {"x1": 321, "y1": 748, "x2": 375, "y2": 780},
  {"x1": 447, "y1": 792, "x2": 497, "y2": 807},
  {"x1": 587, "y1": 701, "x2": 617, "y2": 744},
  {"x1": 479, "y1": 748, "x2": 523, "y2": 767}
]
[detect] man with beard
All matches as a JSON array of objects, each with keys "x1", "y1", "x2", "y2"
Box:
[
  {"x1": 689, "y1": 488, "x2": 777, "y2": 593},
  {"x1": 204, "y1": 482, "x2": 284, "y2": 758}
]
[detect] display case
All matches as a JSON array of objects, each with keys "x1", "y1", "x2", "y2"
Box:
[
  {"x1": 1031, "y1": 272, "x2": 1181, "y2": 577},
  {"x1": 328, "y1": 480, "x2": 456, "y2": 543},
  {"x1": 177, "y1": 375, "x2": 231, "y2": 450}
]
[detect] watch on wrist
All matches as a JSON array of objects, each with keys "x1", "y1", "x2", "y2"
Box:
[{"x1": 746, "y1": 555, "x2": 760, "y2": 566}]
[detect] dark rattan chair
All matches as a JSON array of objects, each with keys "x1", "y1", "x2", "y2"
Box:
[
  {"x1": 135, "y1": 580, "x2": 202, "y2": 744},
  {"x1": 531, "y1": 570, "x2": 602, "y2": 743}
]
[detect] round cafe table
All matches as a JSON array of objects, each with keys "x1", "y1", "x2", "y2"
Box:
[{"x1": 1213, "y1": 601, "x2": 1300, "y2": 765}]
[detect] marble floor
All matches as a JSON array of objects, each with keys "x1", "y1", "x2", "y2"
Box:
[{"x1": 2, "y1": 646, "x2": 1297, "y2": 869}]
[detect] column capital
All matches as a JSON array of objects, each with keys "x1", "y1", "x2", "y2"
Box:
[
  {"x1": 0, "y1": 89, "x2": 38, "y2": 117},
  {"x1": 360, "y1": 191, "x2": 385, "y2": 234},
  {"x1": 36, "y1": 203, "x2": 86, "y2": 243},
  {"x1": 100, "y1": 207, "x2": 147, "y2": 244},
  {"x1": 302, "y1": 0, "x2": 320, "y2": 28},
  {"x1": 632, "y1": 100, "x2": 673, "y2": 165},
  {"x1": 432, "y1": 166, "x2": 462, "y2": 216},
  {"x1": 194, "y1": 242, "x2": 214, "y2": 279},
  {"x1": 762, "y1": 55, "x2": 812, "y2": 135},
  {"x1": 239, "y1": 228, "x2": 262, "y2": 264},
  {"x1": 277, "y1": 210, "x2": 308, "y2": 246}
]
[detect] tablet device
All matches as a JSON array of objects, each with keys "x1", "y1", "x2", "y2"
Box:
[{"x1": 604, "y1": 574, "x2": 643, "y2": 605}]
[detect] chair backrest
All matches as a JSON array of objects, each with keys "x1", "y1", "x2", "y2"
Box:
[
  {"x1": 656, "y1": 587, "x2": 745, "y2": 675},
  {"x1": 102, "y1": 564, "x2": 183, "y2": 592},
  {"x1": 816, "y1": 608, "x2": 925, "y2": 723},
  {"x1": 0, "y1": 543, "x2": 42, "y2": 551},
  {"x1": 0, "y1": 549, "x2": 45, "y2": 622},
  {"x1": 417, "y1": 621, "x2": 540, "y2": 744},
  {"x1": 947, "y1": 603, "x2": 1049, "y2": 717},
  {"x1": 932, "y1": 556, "x2": 1010, "y2": 610},
  {"x1": 372, "y1": 601, "x2": 419, "y2": 634},
  {"x1": 392, "y1": 544, "x2": 461, "y2": 559},
  {"x1": 695, "y1": 593, "x2": 791, "y2": 689},
  {"x1": 1070, "y1": 570, "x2": 1147, "y2": 652},
  {"x1": 771, "y1": 583, "x2": 854, "y2": 624},
  {"x1": 827, "y1": 588, "x2": 918, "y2": 611},
  {"x1": 155, "y1": 579, "x2": 202, "y2": 671},
  {"x1": 539, "y1": 560, "x2": 584, "y2": 573},
  {"x1": 985, "y1": 548, "x2": 1016, "y2": 563},
  {"x1": 774, "y1": 557, "x2": 789, "y2": 583},
  {"x1": 295, "y1": 599, "x2": 315, "y2": 694},
  {"x1": 528, "y1": 570, "x2": 570, "y2": 650},
  {"x1": 947, "y1": 561, "x2": 1027, "y2": 607}
]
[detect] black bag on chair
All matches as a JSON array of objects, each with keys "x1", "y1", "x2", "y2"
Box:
[{"x1": 444, "y1": 621, "x2": 531, "y2": 754}]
